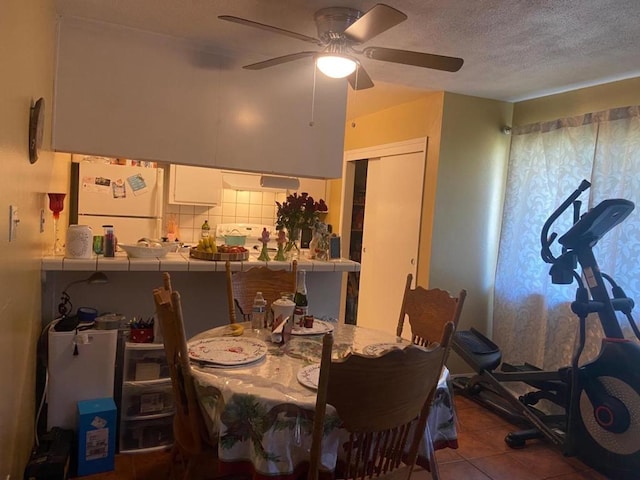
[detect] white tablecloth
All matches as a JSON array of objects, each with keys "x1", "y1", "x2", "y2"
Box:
[{"x1": 190, "y1": 322, "x2": 457, "y2": 480}]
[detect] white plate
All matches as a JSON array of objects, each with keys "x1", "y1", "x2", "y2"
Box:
[
  {"x1": 297, "y1": 364, "x2": 321, "y2": 390},
  {"x1": 362, "y1": 343, "x2": 405, "y2": 356},
  {"x1": 291, "y1": 320, "x2": 334, "y2": 336},
  {"x1": 197, "y1": 356, "x2": 266, "y2": 370},
  {"x1": 188, "y1": 337, "x2": 268, "y2": 366}
]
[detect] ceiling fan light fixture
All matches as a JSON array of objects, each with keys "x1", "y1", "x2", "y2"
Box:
[{"x1": 316, "y1": 55, "x2": 357, "y2": 78}]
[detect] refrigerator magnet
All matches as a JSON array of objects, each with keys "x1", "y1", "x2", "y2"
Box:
[
  {"x1": 127, "y1": 174, "x2": 149, "y2": 196},
  {"x1": 112, "y1": 179, "x2": 127, "y2": 199}
]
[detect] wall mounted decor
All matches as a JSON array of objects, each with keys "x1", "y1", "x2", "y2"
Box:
[{"x1": 29, "y1": 97, "x2": 45, "y2": 164}]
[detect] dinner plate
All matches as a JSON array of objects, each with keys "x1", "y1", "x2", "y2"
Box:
[
  {"x1": 297, "y1": 364, "x2": 321, "y2": 390},
  {"x1": 362, "y1": 342, "x2": 405, "y2": 356},
  {"x1": 291, "y1": 319, "x2": 334, "y2": 336},
  {"x1": 196, "y1": 356, "x2": 266, "y2": 370},
  {"x1": 188, "y1": 337, "x2": 268, "y2": 366}
]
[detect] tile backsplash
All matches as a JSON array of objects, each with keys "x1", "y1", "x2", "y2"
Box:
[{"x1": 165, "y1": 189, "x2": 288, "y2": 244}]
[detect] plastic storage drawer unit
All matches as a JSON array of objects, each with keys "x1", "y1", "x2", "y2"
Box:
[
  {"x1": 123, "y1": 343, "x2": 170, "y2": 382},
  {"x1": 119, "y1": 416, "x2": 174, "y2": 453},
  {"x1": 121, "y1": 381, "x2": 174, "y2": 419}
]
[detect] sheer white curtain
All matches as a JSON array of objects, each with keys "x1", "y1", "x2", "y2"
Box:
[{"x1": 493, "y1": 106, "x2": 640, "y2": 370}]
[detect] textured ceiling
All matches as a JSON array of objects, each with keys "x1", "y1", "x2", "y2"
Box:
[{"x1": 54, "y1": 0, "x2": 640, "y2": 107}]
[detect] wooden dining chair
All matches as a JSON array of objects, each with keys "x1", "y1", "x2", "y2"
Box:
[
  {"x1": 153, "y1": 272, "x2": 218, "y2": 480},
  {"x1": 309, "y1": 322, "x2": 455, "y2": 480},
  {"x1": 225, "y1": 259, "x2": 297, "y2": 324},
  {"x1": 396, "y1": 273, "x2": 467, "y2": 352}
]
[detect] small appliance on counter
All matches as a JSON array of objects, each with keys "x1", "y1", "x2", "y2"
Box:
[{"x1": 65, "y1": 224, "x2": 94, "y2": 258}]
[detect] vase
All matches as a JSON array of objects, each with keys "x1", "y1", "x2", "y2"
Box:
[
  {"x1": 285, "y1": 228, "x2": 301, "y2": 260},
  {"x1": 257, "y1": 243, "x2": 271, "y2": 261},
  {"x1": 274, "y1": 243, "x2": 286, "y2": 261}
]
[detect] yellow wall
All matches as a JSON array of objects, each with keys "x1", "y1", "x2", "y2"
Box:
[
  {"x1": 434, "y1": 93, "x2": 513, "y2": 372},
  {"x1": 339, "y1": 93, "x2": 445, "y2": 286},
  {"x1": 0, "y1": 1, "x2": 71, "y2": 476},
  {"x1": 513, "y1": 77, "x2": 640, "y2": 125}
]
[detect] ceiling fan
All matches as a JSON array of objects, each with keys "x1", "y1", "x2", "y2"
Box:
[{"x1": 219, "y1": 3, "x2": 464, "y2": 90}]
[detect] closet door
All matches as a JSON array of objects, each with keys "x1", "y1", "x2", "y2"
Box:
[{"x1": 357, "y1": 151, "x2": 425, "y2": 335}]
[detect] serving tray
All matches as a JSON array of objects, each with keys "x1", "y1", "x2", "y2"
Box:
[{"x1": 189, "y1": 247, "x2": 249, "y2": 261}]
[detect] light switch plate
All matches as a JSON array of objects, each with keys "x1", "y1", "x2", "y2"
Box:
[{"x1": 9, "y1": 205, "x2": 19, "y2": 241}]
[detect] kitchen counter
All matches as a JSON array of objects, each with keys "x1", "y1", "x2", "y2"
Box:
[
  {"x1": 42, "y1": 252, "x2": 359, "y2": 337},
  {"x1": 41, "y1": 251, "x2": 361, "y2": 272}
]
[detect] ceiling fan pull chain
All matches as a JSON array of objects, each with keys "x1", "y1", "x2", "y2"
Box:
[
  {"x1": 309, "y1": 63, "x2": 317, "y2": 127},
  {"x1": 351, "y1": 67, "x2": 359, "y2": 128}
]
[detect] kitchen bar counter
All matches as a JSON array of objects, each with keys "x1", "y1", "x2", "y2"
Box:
[
  {"x1": 42, "y1": 252, "x2": 358, "y2": 337},
  {"x1": 41, "y1": 251, "x2": 361, "y2": 273}
]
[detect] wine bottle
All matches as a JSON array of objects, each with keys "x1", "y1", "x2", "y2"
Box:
[{"x1": 293, "y1": 270, "x2": 308, "y2": 326}]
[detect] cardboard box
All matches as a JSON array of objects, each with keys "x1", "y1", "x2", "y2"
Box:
[{"x1": 76, "y1": 398, "x2": 116, "y2": 477}]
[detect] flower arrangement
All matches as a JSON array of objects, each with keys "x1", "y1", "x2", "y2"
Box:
[
  {"x1": 276, "y1": 192, "x2": 328, "y2": 233},
  {"x1": 276, "y1": 192, "x2": 328, "y2": 258}
]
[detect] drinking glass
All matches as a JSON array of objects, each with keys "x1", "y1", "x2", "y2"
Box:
[{"x1": 47, "y1": 193, "x2": 66, "y2": 255}]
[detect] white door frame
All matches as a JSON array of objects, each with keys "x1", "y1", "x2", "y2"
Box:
[{"x1": 338, "y1": 137, "x2": 428, "y2": 322}]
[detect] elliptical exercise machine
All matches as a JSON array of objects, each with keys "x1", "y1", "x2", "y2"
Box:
[{"x1": 453, "y1": 180, "x2": 640, "y2": 479}]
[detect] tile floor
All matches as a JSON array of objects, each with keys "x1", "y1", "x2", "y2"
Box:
[{"x1": 70, "y1": 394, "x2": 609, "y2": 480}]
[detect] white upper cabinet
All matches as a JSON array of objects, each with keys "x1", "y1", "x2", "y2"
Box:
[
  {"x1": 168, "y1": 165, "x2": 222, "y2": 205},
  {"x1": 53, "y1": 17, "x2": 347, "y2": 179}
]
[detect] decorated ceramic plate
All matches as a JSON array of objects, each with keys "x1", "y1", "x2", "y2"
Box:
[
  {"x1": 188, "y1": 337, "x2": 268, "y2": 366},
  {"x1": 291, "y1": 320, "x2": 334, "y2": 336},
  {"x1": 297, "y1": 364, "x2": 321, "y2": 390},
  {"x1": 362, "y1": 343, "x2": 405, "y2": 356}
]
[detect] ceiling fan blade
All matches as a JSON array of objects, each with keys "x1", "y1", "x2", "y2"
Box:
[
  {"x1": 344, "y1": 4, "x2": 407, "y2": 44},
  {"x1": 363, "y1": 46, "x2": 464, "y2": 72},
  {"x1": 243, "y1": 52, "x2": 317, "y2": 70},
  {"x1": 219, "y1": 15, "x2": 323, "y2": 46},
  {"x1": 348, "y1": 65, "x2": 375, "y2": 90}
]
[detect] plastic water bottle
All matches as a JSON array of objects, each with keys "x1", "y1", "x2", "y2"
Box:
[{"x1": 252, "y1": 291, "x2": 267, "y2": 332}]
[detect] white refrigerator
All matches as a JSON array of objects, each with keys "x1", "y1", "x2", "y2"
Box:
[{"x1": 71, "y1": 161, "x2": 164, "y2": 245}]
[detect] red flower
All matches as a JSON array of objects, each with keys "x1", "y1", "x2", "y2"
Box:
[{"x1": 276, "y1": 192, "x2": 327, "y2": 233}]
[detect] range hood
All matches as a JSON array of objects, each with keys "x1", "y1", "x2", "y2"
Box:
[{"x1": 222, "y1": 172, "x2": 299, "y2": 192}]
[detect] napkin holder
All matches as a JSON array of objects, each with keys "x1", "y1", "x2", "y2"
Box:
[{"x1": 271, "y1": 315, "x2": 292, "y2": 344}]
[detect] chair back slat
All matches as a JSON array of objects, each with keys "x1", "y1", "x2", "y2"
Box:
[
  {"x1": 225, "y1": 260, "x2": 297, "y2": 323},
  {"x1": 397, "y1": 273, "x2": 466, "y2": 355},
  {"x1": 310, "y1": 322, "x2": 454, "y2": 480},
  {"x1": 153, "y1": 278, "x2": 211, "y2": 455}
]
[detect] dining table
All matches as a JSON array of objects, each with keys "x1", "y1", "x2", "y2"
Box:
[{"x1": 189, "y1": 320, "x2": 458, "y2": 480}]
